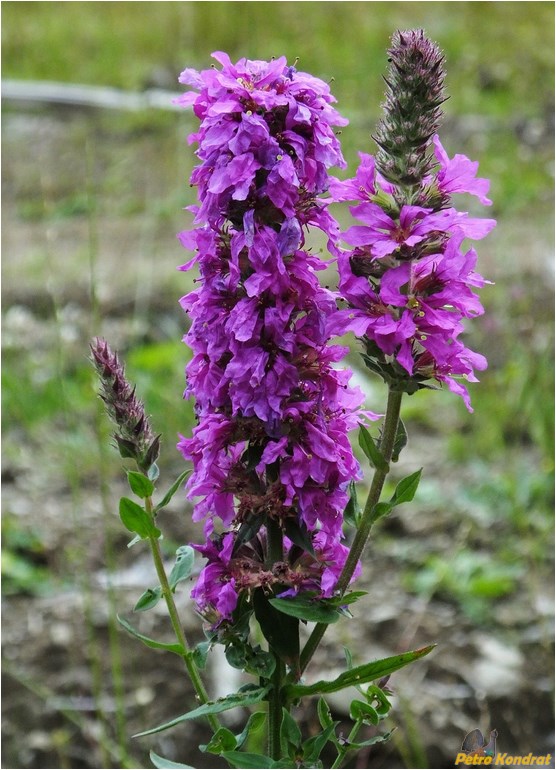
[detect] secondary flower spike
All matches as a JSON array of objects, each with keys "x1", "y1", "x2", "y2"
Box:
[
  {"x1": 176, "y1": 54, "x2": 370, "y2": 626},
  {"x1": 90, "y1": 337, "x2": 160, "y2": 473},
  {"x1": 329, "y1": 29, "x2": 495, "y2": 411}
]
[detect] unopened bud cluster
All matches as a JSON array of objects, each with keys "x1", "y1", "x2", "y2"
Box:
[
  {"x1": 90, "y1": 337, "x2": 160, "y2": 474},
  {"x1": 373, "y1": 29, "x2": 446, "y2": 191}
]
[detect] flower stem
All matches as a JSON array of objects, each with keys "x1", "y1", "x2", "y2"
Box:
[
  {"x1": 331, "y1": 719, "x2": 363, "y2": 769},
  {"x1": 268, "y1": 657, "x2": 285, "y2": 760},
  {"x1": 145, "y1": 496, "x2": 220, "y2": 734},
  {"x1": 266, "y1": 517, "x2": 284, "y2": 566},
  {"x1": 266, "y1": 517, "x2": 286, "y2": 759},
  {"x1": 299, "y1": 388, "x2": 403, "y2": 675}
]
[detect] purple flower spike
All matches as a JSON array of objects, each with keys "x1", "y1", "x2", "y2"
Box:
[
  {"x1": 329, "y1": 29, "x2": 495, "y2": 411},
  {"x1": 175, "y1": 53, "x2": 372, "y2": 627}
]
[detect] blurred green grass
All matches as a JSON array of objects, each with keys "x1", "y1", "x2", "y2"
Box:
[{"x1": 2, "y1": 1, "x2": 554, "y2": 214}]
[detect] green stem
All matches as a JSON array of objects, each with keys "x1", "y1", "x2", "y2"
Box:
[
  {"x1": 299, "y1": 388, "x2": 403, "y2": 675},
  {"x1": 268, "y1": 657, "x2": 285, "y2": 760},
  {"x1": 266, "y1": 517, "x2": 284, "y2": 565},
  {"x1": 145, "y1": 496, "x2": 220, "y2": 734},
  {"x1": 331, "y1": 719, "x2": 363, "y2": 769},
  {"x1": 266, "y1": 517, "x2": 285, "y2": 759}
]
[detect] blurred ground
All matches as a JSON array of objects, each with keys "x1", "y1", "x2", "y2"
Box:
[{"x1": 2, "y1": 3, "x2": 554, "y2": 769}]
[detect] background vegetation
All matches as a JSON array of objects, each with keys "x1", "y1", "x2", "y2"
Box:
[{"x1": 2, "y1": 2, "x2": 554, "y2": 769}]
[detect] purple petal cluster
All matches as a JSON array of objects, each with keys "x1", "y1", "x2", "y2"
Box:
[
  {"x1": 176, "y1": 53, "x2": 368, "y2": 625},
  {"x1": 330, "y1": 139, "x2": 495, "y2": 411}
]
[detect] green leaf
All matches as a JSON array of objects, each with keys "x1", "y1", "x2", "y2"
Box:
[
  {"x1": 220, "y1": 752, "x2": 275, "y2": 769},
  {"x1": 117, "y1": 615, "x2": 185, "y2": 655},
  {"x1": 192, "y1": 640, "x2": 211, "y2": 669},
  {"x1": 390, "y1": 469, "x2": 422, "y2": 506},
  {"x1": 343, "y1": 480, "x2": 362, "y2": 528},
  {"x1": 317, "y1": 696, "x2": 333, "y2": 730},
  {"x1": 127, "y1": 470, "x2": 155, "y2": 499},
  {"x1": 199, "y1": 727, "x2": 237, "y2": 754},
  {"x1": 133, "y1": 684, "x2": 272, "y2": 737},
  {"x1": 225, "y1": 640, "x2": 276, "y2": 678},
  {"x1": 147, "y1": 461, "x2": 160, "y2": 482},
  {"x1": 328, "y1": 591, "x2": 367, "y2": 608},
  {"x1": 347, "y1": 727, "x2": 396, "y2": 750},
  {"x1": 349, "y1": 699, "x2": 379, "y2": 725},
  {"x1": 155, "y1": 469, "x2": 191, "y2": 513},
  {"x1": 150, "y1": 750, "x2": 194, "y2": 769},
  {"x1": 284, "y1": 518, "x2": 315, "y2": 556},
  {"x1": 391, "y1": 418, "x2": 408, "y2": 462},
  {"x1": 343, "y1": 645, "x2": 354, "y2": 669},
  {"x1": 134, "y1": 586, "x2": 162, "y2": 612},
  {"x1": 365, "y1": 684, "x2": 392, "y2": 716},
  {"x1": 235, "y1": 712, "x2": 266, "y2": 750},
  {"x1": 371, "y1": 501, "x2": 394, "y2": 521},
  {"x1": 119, "y1": 497, "x2": 160, "y2": 539},
  {"x1": 283, "y1": 645, "x2": 435, "y2": 700},
  {"x1": 168, "y1": 546, "x2": 195, "y2": 590},
  {"x1": 253, "y1": 590, "x2": 300, "y2": 672},
  {"x1": 280, "y1": 708, "x2": 302, "y2": 755},
  {"x1": 232, "y1": 512, "x2": 266, "y2": 556},
  {"x1": 269, "y1": 595, "x2": 341, "y2": 625},
  {"x1": 302, "y1": 722, "x2": 338, "y2": 763},
  {"x1": 114, "y1": 435, "x2": 139, "y2": 461},
  {"x1": 358, "y1": 425, "x2": 389, "y2": 472}
]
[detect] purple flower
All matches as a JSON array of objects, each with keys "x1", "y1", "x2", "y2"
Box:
[
  {"x1": 191, "y1": 528, "x2": 362, "y2": 628},
  {"x1": 432, "y1": 135, "x2": 493, "y2": 206},
  {"x1": 175, "y1": 53, "x2": 370, "y2": 626}
]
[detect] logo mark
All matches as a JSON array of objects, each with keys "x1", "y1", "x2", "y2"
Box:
[{"x1": 461, "y1": 729, "x2": 498, "y2": 760}]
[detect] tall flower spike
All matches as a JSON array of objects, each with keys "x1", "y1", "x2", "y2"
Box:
[
  {"x1": 90, "y1": 337, "x2": 160, "y2": 473},
  {"x1": 373, "y1": 29, "x2": 446, "y2": 190},
  {"x1": 176, "y1": 54, "x2": 370, "y2": 629},
  {"x1": 329, "y1": 30, "x2": 495, "y2": 412}
]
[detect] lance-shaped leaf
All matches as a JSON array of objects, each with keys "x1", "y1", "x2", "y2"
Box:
[
  {"x1": 284, "y1": 517, "x2": 314, "y2": 556},
  {"x1": 302, "y1": 722, "x2": 339, "y2": 763},
  {"x1": 280, "y1": 707, "x2": 302, "y2": 755},
  {"x1": 253, "y1": 590, "x2": 300, "y2": 673},
  {"x1": 358, "y1": 425, "x2": 389, "y2": 473},
  {"x1": 117, "y1": 615, "x2": 185, "y2": 655},
  {"x1": 155, "y1": 469, "x2": 192, "y2": 513},
  {"x1": 269, "y1": 595, "x2": 341, "y2": 624},
  {"x1": 232, "y1": 512, "x2": 266, "y2": 556},
  {"x1": 347, "y1": 728, "x2": 396, "y2": 750},
  {"x1": 343, "y1": 480, "x2": 362, "y2": 528},
  {"x1": 390, "y1": 469, "x2": 422, "y2": 506},
  {"x1": 391, "y1": 418, "x2": 408, "y2": 462},
  {"x1": 150, "y1": 751, "x2": 194, "y2": 769},
  {"x1": 133, "y1": 684, "x2": 272, "y2": 737},
  {"x1": 282, "y1": 645, "x2": 435, "y2": 700}
]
